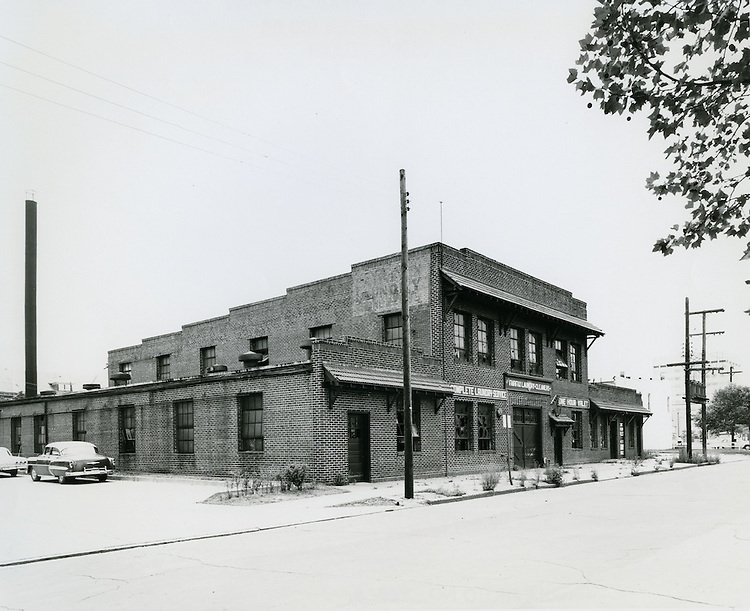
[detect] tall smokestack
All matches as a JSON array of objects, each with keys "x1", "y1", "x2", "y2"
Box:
[{"x1": 25, "y1": 199, "x2": 37, "y2": 397}]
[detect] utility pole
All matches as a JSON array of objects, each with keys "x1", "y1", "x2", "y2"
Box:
[
  {"x1": 720, "y1": 366, "x2": 742, "y2": 383},
  {"x1": 690, "y1": 311, "x2": 724, "y2": 457},
  {"x1": 400, "y1": 169, "x2": 414, "y2": 499}
]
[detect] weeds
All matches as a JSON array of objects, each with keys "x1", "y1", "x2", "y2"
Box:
[
  {"x1": 590, "y1": 468, "x2": 599, "y2": 481},
  {"x1": 481, "y1": 471, "x2": 501, "y2": 491},
  {"x1": 544, "y1": 464, "x2": 565, "y2": 487}
]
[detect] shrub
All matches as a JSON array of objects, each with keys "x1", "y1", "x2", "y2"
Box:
[
  {"x1": 332, "y1": 473, "x2": 348, "y2": 486},
  {"x1": 590, "y1": 468, "x2": 599, "y2": 481},
  {"x1": 517, "y1": 470, "x2": 527, "y2": 487},
  {"x1": 481, "y1": 471, "x2": 500, "y2": 491},
  {"x1": 280, "y1": 464, "x2": 308, "y2": 491},
  {"x1": 544, "y1": 465, "x2": 564, "y2": 487}
]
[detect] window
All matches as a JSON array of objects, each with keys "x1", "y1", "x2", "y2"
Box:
[
  {"x1": 454, "y1": 401, "x2": 472, "y2": 451},
  {"x1": 238, "y1": 394, "x2": 263, "y2": 452},
  {"x1": 119, "y1": 406, "x2": 136, "y2": 453},
  {"x1": 33, "y1": 415, "x2": 45, "y2": 454},
  {"x1": 174, "y1": 400, "x2": 194, "y2": 454},
  {"x1": 396, "y1": 396, "x2": 422, "y2": 452},
  {"x1": 200, "y1": 346, "x2": 216, "y2": 374},
  {"x1": 590, "y1": 412, "x2": 599, "y2": 449},
  {"x1": 72, "y1": 411, "x2": 86, "y2": 441},
  {"x1": 554, "y1": 340, "x2": 568, "y2": 380},
  {"x1": 384, "y1": 313, "x2": 403, "y2": 344},
  {"x1": 477, "y1": 403, "x2": 495, "y2": 451},
  {"x1": 528, "y1": 332, "x2": 542, "y2": 376},
  {"x1": 600, "y1": 415, "x2": 608, "y2": 449},
  {"x1": 628, "y1": 419, "x2": 635, "y2": 448},
  {"x1": 310, "y1": 325, "x2": 333, "y2": 340},
  {"x1": 11, "y1": 417, "x2": 21, "y2": 455},
  {"x1": 477, "y1": 318, "x2": 493, "y2": 365},
  {"x1": 117, "y1": 362, "x2": 132, "y2": 386},
  {"x1": 250, "y1": 337, "x2": 268, "y2": 356},
  {"x1": 569, "y1": 343, "x2": 582, "y2": 382},
  {"x1": 510, "y1": 327, "x2": 524, "y2": 372},
  {"x1": 156, "y1": 354, "x2": 171, "y2": 381},
  {"x1": 453, "y1": 312, "x2": 471, "y2": 361},
  {"x1": 571, "y1": 411, "x2": 583, "y2": 449}
]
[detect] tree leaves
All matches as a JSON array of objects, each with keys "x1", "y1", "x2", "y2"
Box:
[{"x1": 571, "y1": 0, "x2": 750, "y2": 257}]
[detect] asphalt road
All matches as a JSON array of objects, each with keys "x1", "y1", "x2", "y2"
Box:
[{"x1": 2, "y1": 461, "x2": 749, "y2": 609}]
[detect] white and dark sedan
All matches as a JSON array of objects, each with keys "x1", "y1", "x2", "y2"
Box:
[
  {"x1": 27, "y1": 442, "x2": 115, "y2": 484},
  {"x1": 0, "y1": 447, "x2": 27, "y2": 477}
]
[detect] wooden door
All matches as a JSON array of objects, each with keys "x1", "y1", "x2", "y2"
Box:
[{"x1": 348, "y1": 412, "x2": 370, "y2": 482}]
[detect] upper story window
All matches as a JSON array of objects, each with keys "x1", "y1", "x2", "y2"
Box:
[
  {"x1": 200, "y1": 346, "x2": 216, "y2": 374},
  {"x1": 156, "y1": 354, "x2": 171, "y2": 381},
  {"x1": 510, "y1": 327, "x2": 524, "y2": 373},
  {"x1": 528, "y1": 332, "x2": 543, "y2": 376},
  {"x1": 477, "y1": 317, "x2": 493, "y2": 365},
  {"x1": 384, "y1": 313, "x2": 402, "y2": 344},
  {"x1": 250, "y1": 337, "x2": 268, "y2": 356},
  {"x1": 310, "y1": 325, "x2": 333, "y2": 340},
  {"x1": 453, "y1": 311, "x2": 471, "y2": 362},
  {"x1": 554, "y1": 339, "x2": 568, "y2": 380},
  {"x1": 569, "y1": 343, "x2": 582, "y2": 382}
]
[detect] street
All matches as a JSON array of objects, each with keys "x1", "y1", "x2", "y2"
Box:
[{"x1": 1, "y1": 460, "x2": 749, "y2": 609}]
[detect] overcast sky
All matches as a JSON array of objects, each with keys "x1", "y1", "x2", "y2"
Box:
[{"x1": 2, "y1": 0, "x2": 748, "y2": 393}]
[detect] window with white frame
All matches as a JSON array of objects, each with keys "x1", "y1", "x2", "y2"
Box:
[
  {"x1": 528, "y1": 332, "x2": 543, "y2": 376},
  {"x1": 554, "y1": 339, "x2": 568, "y2": 379},
  {"x1": 384, "y1": 313, "x2": 403, "y2": 344},
  {"x1": 453, "y1": 311, "x2": 471, "y2": 362},
  {"x1": 510, "y1": 327, "x2": 524, "y2": 372},
  {"x1": 477, "y1": 317, "x2": 493, "y2": 365}
]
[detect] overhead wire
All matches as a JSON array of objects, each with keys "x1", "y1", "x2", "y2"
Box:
[{"x1": 0, "y1": 33, "x2": 392, "y2": 199}]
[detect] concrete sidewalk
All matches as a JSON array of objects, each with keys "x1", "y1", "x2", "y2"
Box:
[{"x1": 3, "y1": 451, "x2": 745, "y2": 567}]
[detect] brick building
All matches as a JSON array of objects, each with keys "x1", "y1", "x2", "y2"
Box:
[{"x1": 0, "y1": 243, "x2": 648, "y2": 482}]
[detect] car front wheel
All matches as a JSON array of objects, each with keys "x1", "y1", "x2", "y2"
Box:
[
  {"x1": 30, "y1": 467, "x2": 41, "y2": 482},
  {"x1": 57, "y1": 474, "x2": 67, "y2": 484},
  {"x1": 9, "y1": 470, "x2": 17, "y2": 477},
  {"x1": 97, "y1": 474, "x2": 108, "y2": 482}
]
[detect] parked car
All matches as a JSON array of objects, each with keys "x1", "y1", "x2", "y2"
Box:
[
  {"x1": 0, "y1": 447, "x2": 27, "y2": 477},
  {"x1": 27, "y1": 441, "x2": 115, "y2": 484}
]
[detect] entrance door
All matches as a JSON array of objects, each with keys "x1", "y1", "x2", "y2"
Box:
[
  {"x1": 348, "y1": 412, "x2": 370, "y2": 482},
  {"x1": 513, "y1": 407, "x2": 542, "y2": 469},
  {"x1": 554, "y1": 427, "x2": 564, "y2": 466}
]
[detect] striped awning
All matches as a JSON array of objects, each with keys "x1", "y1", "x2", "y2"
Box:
[
  {"x1": 590, "y1": 399, "x2": 651, "y2": 416},
  {"x1": 442, "y1": 269, "x2": 604, "y2": 336},
  {"x1": 323, "y1": 364, "x2": 454, "y2": 396}
]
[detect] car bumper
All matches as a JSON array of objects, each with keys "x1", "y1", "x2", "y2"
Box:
[{"x1": 49, "y1": 465, "x2": 114, "y2": 478}]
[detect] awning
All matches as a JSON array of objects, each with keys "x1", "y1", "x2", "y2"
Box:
[
  {"x1": 323, "y1": 364, "x2": 454, "y2": 396},
  {"x1": 442, "y1": 269, "x2": 604, "y2": 337},
  {"x1": 590, "y1": 399, "x2": 651, "y2": 416},
  {"x1": 549, "y1": 413, "x2": 575, "y2": 427}
]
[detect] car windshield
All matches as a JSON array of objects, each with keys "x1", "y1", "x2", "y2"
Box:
[{"x1": 59, "y1": 443, "x2": 99, "y2": 456}]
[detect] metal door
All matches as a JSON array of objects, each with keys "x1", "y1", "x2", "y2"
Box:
[
  {"x1": 347, "y1": 412, "x2": 370, "y2": 482},
  {"x1": 609, "y1": 419, "x2": 619, "y2": 459},
  {"x1": 513, "y1": 407, "x2": 542, "y2": 469}
]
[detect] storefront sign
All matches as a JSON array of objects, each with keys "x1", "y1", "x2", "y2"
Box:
[
  {"x1": 558, "y1": 396, "x2": 589, "y2": 408},
  {"x1": 451, "y1": 384, "x2": 507, "y2": 400},
  {"x1": 505, "y1": 377, "x2": 552, "y2": 394}
]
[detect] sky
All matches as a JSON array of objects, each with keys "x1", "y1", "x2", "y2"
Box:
[{"x1": 2, "y1": 0, "x2": 749, "y2": 394}]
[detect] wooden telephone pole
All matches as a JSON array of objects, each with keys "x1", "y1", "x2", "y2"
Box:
[{"x1": 400, "y1": 169, "x2": 414, "y2": 499}]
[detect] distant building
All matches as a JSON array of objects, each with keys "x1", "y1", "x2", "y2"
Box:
[{"x1": 0, "y1": 243, "x2": 649, "y2": 481}]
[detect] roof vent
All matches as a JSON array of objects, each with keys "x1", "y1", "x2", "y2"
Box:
[
  {"x1": 110, "y1": 372, "x2": 131, "y2": 381},
  {"x1": 83, "y1": 383, "x2": 101, "y2": 390},
  {"x1": 207, "y1": 364, "x2": 228, "y2": 373}
]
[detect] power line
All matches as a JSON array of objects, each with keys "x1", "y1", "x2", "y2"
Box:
[{"x1": 0, "y1": 33, "x2": 391, "y2": 198}]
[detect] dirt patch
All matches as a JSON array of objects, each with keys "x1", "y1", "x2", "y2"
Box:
[{"x1": 202, "y1": 485, "x2": 346, "y2": 506}]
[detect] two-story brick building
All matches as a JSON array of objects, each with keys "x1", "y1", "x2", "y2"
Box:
[{"x1": 0, "y1": 243, "x2": 648, "y2": 482}]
